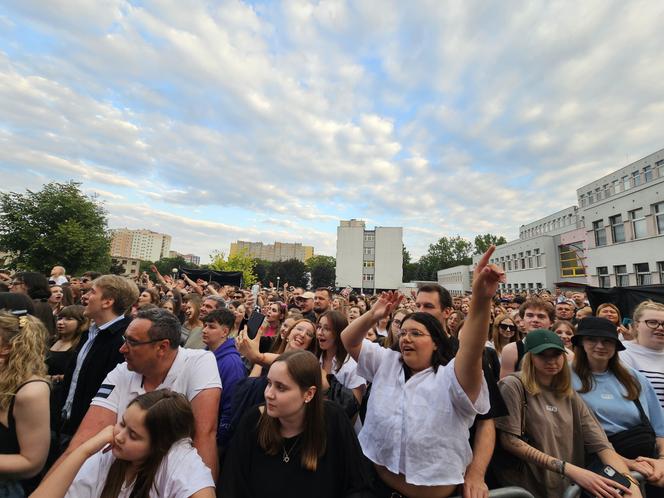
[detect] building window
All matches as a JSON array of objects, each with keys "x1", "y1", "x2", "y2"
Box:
[
  {"x1": 534, "y1": 248, "x2": 542, "y2": 267},
  {"x1": 597, "y1": 267, "x2": 610, "y2": 288},
  {"x1": 507, "y1": 260, "x2": 512, "y2": 271},
  {"x1": 527, "y1": 250, "x2": 533, "y2": 269},
  {"x1": 559, "y1": 244, "x2": 586, "y2": 277},
  {"x1": 655, "y1": 202, "x2": 664, "y2": 234},
  {"x1": 612, "y1": 179, "x2": 621, "y2": 195},
  {"x1": 364, "y1": 233, "x2": 375, "y2": 242},
  {"x1": 609, "y1": 214, "x2": 625, "y2": 243},
  {"x1": 629, "y1": 208, "x2": 647, "y2": 239},
  {"x1": 632, "y1": 170, "x2": 641, "y2": 187},
  {"x1": 363, "y1": 273, "x2": 374, "y2": 281},
  {"x1": 593, "y1": 220, "x2": 606, "y2": 246},
  {"x1": 658, "y1": 262, "x2": 664, "y2": 284},
  {"x1": 363, "y1": 260, "x2": 375, "y2": 268},
  {"x1": 622, "y1": 175, "x2": 630, "y2": 191},
  {"x1": 614, "y1": 265, "x2": 629, "y2": 287},
  {"x1": 657, "y1": 160, "x2": 664, "y2": 178},
  {"x1": 364, "y1": 247, "x2": 374, "y2": 256},
  {"x1": 579, "y1": 194, "x2": 586, "y2": 207},
  {"x1": 644, "y1": 165, "x2": 653, "y2": 182},
  {"x1": 635, "y1": 263, "x2": 651, "y2": 285}
]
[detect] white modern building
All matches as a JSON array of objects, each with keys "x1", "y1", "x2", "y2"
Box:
[
  {"x1": 580, "y1": 149, "x2": 664, "y2": 287},
  {"x1": 437, "y1": 265, "x2": 473, "y2": 296},
  {"x1": 335, "y1": 219, "x2": 403, "y2": 291},
  {"x1": 110, "y1": 228, "x2": 172, "y2": 263},
  {"x1": 478, "y1": 147, "x2": 664, "y2": 293}
]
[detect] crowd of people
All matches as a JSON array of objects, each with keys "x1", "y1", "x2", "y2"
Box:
[{"x1": 0, "y1": 249, "x2": 663, "y2": 497}]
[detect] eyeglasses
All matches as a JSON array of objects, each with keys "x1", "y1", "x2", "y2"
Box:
[
  {"x1": 499, "y1": 323, "x2": 517, "y2": 332},
  {"x1": 392, "y1": 319, "x2": 403, "y2": 327},
  {"x1": 9, "y1": 280, "x2": 23, "y2": 287},
  {"x1": 397, "y1": 329, "x2": 431, "y2": 340},
  {"x1": 80, "y1": 278, "x2": 90, "y2": 283},
  {"x1": 121, "y1": 335, "x2": 164, "y2": 347},
  {"x1": 640, "y1": 319, "x2": 664, "y2": 331}
]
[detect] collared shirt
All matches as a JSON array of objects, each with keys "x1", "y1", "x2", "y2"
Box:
[
  {"x1": 91, "y1": 347, "x2": 221, "y2": 420},
  {"x1": 357, "y1": 340, "x2": 489, "y2": 486},
  {"x1": 319, "y1": 354, "x2": 366, "y2": 390},
  {"x1": 62, "y1": 314, "x2": 126, "y2": 419}
]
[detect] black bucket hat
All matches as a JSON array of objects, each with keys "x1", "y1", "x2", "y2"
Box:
[{"x1": 571, "y1": 316, "x2": 625, "y2": 351}]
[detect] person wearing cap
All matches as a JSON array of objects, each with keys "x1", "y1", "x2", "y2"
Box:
[
  {"x1": 496, "y1": 329, "x2": 642, "y2": 498},
  {"x1": 295, "y1": 291, "x2": 316, "y2": 322},
  {"x1": 572, "y1": 317, "x2": 664, "y2": 494}
]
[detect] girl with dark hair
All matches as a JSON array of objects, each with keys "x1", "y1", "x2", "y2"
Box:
[
  {"x1": 32, "y1": 389, "x2": 215, "y2": 498},
  {"x1": 220, "y1": 350, "x2": 369, "y2": 497},
  {"x1": 48, "y1": 285, "x2": 65, "y2": 316},
  {"x1": 165, "y1": 288, "x2": 184, "y2": 323},
  {"x1": 572, "y1": 317, "x2": 664, "y2": 494},
  {"x1": 9, "y1": 272, "x2": 55, "y2": 338},
  {"x1": 48, "y1": 305, "x2": 88, "y2": 380},
  {"x1": 265, "y1": 302, "x2": 287, "y2": 338},
  {"x1": 341, "y1": 248, "x2": 502, "y2": 498},
  {"x1": 317, "y1": 311, "x2": 365, "y2": 405}
]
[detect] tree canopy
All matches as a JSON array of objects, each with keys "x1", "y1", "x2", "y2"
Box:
[
  {"x1": 473, "y1": 233, "x2": 507, "y2": 254},
  {"x1": 0, "y1": 182, "x2": 111, "y2": 274},
  {"x1": 306, "y1": 255, "x2": 336, "y2": 289},
  {"x1": 209, "y1": 249, "x2": 257, "y2": 286}
]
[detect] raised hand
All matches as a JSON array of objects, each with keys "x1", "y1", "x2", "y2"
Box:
[
  {"x1": 80, "y1": 425, "x2": 115, "y2": 457},
  {"x1": 370, "y1": 291, "x2": 403, "y2": 322},
  {"x1": 472, "y1": 246, "x2": 506, "y2": 300}
]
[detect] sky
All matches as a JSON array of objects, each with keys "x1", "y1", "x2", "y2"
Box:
[{"x1": 1, "y1": 1, "x2": 663, "y2": 263}]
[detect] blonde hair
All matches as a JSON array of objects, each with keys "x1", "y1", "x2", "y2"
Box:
[
  {"x1": 633, "y1": 300, "x2": 664, "y2": 340},
  {"x1": 0, "y1": 312, "x2": 48, "y2": 410},
  {"x1": 520, "y1": 352, "x2": 572, "y2": 398}
]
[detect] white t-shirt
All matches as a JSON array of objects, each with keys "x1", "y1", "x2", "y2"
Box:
[
  {"x1": 91, "y1": 347, "x2": 221, "y2": 420},
  {"x1": 357, "y1": 339, "x2": 489, "y2": 486},
  {"x1": 321, "y1": 354, "x2": 366, "y2": 390},
  {"x1": 620, "y1": 341, "x2": 664, "y2": 409},
  {"x1": 65, "y1": 438, "x2": 214, "y2": 498}
]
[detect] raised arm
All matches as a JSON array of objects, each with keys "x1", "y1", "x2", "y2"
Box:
[
  {"x1": 31, "y1": 425, "x2": 114, "y2": 498},
  {"x1": 455, "y1": 246, "x2": 504, "y2": 402},
  {"x1": 340, "y1": 291, "x2": 402, "y2": 361}
]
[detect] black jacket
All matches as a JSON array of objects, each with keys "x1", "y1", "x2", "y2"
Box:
[{"x1": 60, "y1": 315, "x2": 131, "y2": 435}]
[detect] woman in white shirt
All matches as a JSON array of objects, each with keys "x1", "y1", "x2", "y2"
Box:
[
  {"x1": 341, "y1": 247, "x2": 503, "y2": 498},
  {"x1": 316, "y1": 310, "x2": 365, "y2": 404},
  {"x1": 32, "y1": 389, "x2": 214, "y2": 498}
]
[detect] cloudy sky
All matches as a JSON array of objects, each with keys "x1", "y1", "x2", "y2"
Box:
[{"x1": 2, "y1": 1, "x2": 663, "y2": 262}]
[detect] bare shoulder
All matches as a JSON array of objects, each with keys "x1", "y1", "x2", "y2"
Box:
[{"x1": 15, "y1": 377, "x2": 50, "y2": 401}]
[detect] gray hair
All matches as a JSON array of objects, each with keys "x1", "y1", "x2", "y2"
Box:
[
  {"x1": 203, "y1": 295, "x2": 226, "y2": 309},
  {"x1": 136, "y1": 308, "x2": 181, "y2": 349}
]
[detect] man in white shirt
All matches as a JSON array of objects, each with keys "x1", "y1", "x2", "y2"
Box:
[{"x1": 58, "y1": 308, "x2": 222, "y2": 480}]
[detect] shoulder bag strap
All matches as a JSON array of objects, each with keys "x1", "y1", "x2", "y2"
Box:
[{"x1": 633, "y1": 397, "x2": 652, "y2": 427}]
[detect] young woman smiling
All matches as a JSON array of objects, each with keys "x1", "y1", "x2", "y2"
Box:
[
  {"x1": 496, "y1": 329, "x2": 642, "y2": 498},
  {"x1": 219, "y1": 350, "x2": 369, "y2": 497},
  {"x1": 341, "y1": 247, "x2": 503, "y2": 498},
  {"x1": 572, "y1": 317, "x2": 664, "y2": 496},
  {"x1": 490, "y1": 313, "x2": 518, "y2": 360},
  {"x1": 620, "y1": 300, "x2": 664, "y2": 410}
]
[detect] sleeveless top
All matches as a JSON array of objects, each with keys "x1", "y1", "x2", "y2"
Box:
[{"x1": 0, "y1": 380, "x2": 50, "y2": 454}]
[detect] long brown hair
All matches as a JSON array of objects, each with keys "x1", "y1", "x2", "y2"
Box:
[
  {"x1": 572, "y1": 340, "x2": 640, "y2": 400},
  {"x1": 56, "y1": 305, "x2": 89, "y2": 350},
  {"x1": 100, "y1": 389, "x2": 195, "y2": 498},
  {"x1": 491, "y1": 313, "x2": 517, "y2": 355},
  {"x1": 316, "y1": 310, "x2": 349, "y2": 373},
  {"x1": 257, "y1": 350, "x2": 326, "y2": 471}
]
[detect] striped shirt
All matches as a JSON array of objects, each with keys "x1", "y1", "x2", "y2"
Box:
[{"x1": 620, "y1": 341, "x2": 664, "y2": 409}]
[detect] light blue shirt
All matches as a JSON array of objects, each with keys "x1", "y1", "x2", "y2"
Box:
[
  {"x1": 572, "y1": 366, "x2": 664, "y2": 437},
  {"x1": 62, "y1": 314, "x2": 126, "y2": 419}
]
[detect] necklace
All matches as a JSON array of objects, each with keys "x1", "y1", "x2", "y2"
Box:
[{"x1": 281, "y1": 435, "x2": 301, "y2": 463}]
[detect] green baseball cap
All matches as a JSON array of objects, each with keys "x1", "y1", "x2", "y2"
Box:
[{"x1": 524, "y1": 329, "x2": 566, "y2": 355}]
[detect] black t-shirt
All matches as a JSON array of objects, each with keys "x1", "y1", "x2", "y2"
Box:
[{"x1": 220, "y1": 401, "x2": 371, "y2": 498}]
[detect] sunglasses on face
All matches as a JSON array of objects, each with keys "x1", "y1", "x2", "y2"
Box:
[{"x1": 499, "y1": 323, "x2": 517, "y2": 332}]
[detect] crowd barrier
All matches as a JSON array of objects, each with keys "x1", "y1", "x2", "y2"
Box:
[{"x1": 562, "y1": 472, "x2": 646, "y2": 498}]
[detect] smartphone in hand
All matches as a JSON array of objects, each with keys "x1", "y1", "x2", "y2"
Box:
[{"x1": 246, "y1": 311, "x2": 266, "y2": 340}]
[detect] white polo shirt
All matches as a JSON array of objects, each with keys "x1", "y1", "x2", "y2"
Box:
[
  {"x1": 65, "y1": 438, "x2": 214, "y2": 497},
  {"x1": 91, "y1": 347, "x2": 221, "y2": 420},
  {"x1": 357, "y1": 339, "x2": 489, "y2": 486}
]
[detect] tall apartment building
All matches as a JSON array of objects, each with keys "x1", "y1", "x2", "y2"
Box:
[
  {"x1": 475, "y1": 147, "x2": 664, "y2": 293},
  {"x1": 229, "y1": 241, "x2": 314, "y2": 262},
  {"x1": 335, "y1": 219, "x2": 403, "y2": 291},
  {"x1": 110, "y1": 228, "x2": 172, "y2": 263},
  {"x1": 169, "y1": 251, "x2": 201, "y2": 266}
]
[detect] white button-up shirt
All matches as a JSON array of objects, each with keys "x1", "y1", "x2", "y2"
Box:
[{"x1": 357, "y1": 340, "x2": 489, "y2": 486}]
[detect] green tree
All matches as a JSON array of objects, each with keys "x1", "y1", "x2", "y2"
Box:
[
  {"x1": 402, "y1": 246, "x2": 419, "y2": 283},
  {"x1": 269, "y1": 259, "x2": 308, "y2": 289},
  {"x1": 140, "y1": 256, "x2": 191, "y2": 276},
  {"x1": 473, "y1": 233, "x2": 507, "y2": 254},
  {"x1": 209, "y1": 249, "x2": 257, "y2": 287},
  {"x1": 417, "y1": 236, "x2": 473, "y2": 280},
  {"x1": 306, "y1": 255, "x2": 336, "y2": 288},
  {"x1": 253, "y1": 259, "x2": 272, "y2": 285},
  {"x1": 0, "y1": 181, "x2": 111, "y2": 274}
]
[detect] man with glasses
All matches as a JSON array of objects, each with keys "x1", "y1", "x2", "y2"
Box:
[
  {"x1": 58, "y1": 308, "x2": 221, "y2": 480},
  {"x1": 59, "y1": 274, "x2": 138, "y2": 442}
]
